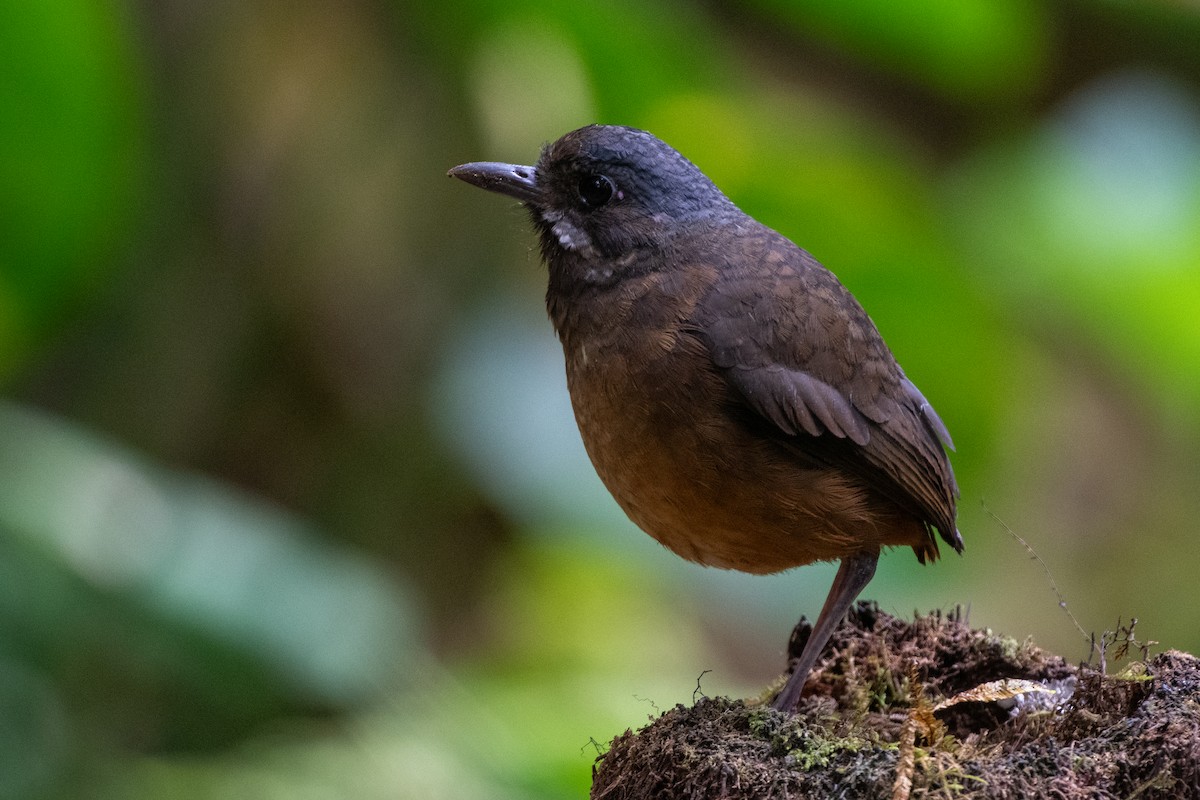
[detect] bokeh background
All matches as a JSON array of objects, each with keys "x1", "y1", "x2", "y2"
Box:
[{"x1": 4, "y1": 0, "x2": 1200, "y2": 797}]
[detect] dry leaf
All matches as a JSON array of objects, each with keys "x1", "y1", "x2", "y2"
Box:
[{"x1": 934, "y1": 679, "x2": 1054, "y2": 712}]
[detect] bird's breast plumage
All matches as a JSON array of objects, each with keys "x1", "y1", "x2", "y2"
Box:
[{"x1": 552, "y1": 252, "x2": 932, "y2": 573}]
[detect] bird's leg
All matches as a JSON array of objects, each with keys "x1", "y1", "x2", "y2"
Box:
[{"x1": 770, "y1": 550, "x2": 879, "y2": 713}]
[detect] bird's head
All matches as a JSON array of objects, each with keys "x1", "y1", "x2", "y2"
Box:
[{"x1": 449, "y1": 125, "x2": 738, "y2": 278}]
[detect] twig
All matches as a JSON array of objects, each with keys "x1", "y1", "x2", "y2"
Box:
[{"x1": 985, "y1": 505, "x2": 1092, "y2": 652}]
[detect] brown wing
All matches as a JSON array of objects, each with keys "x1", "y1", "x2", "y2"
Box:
[{"x1": 691, "y1": 226, "x2": 962, "y2": 553}]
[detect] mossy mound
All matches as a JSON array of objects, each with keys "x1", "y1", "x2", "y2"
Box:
[{"x1": 591, "y1": 604, "x2": 1200, "y2": 799}]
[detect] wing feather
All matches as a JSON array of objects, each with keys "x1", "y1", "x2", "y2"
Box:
[{"x1": 692, "y1": 225, "x2": 961, "y2": 552}]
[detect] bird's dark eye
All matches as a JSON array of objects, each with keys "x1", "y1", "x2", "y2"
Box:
[{"x1": 577, "y1": 174, "x2": 615, "y2": 208}]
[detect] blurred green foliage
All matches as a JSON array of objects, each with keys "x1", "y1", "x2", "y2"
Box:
[
  {"x1": 0, "y1": 1, "x2": 142, "y2": 377},
  {"x1": 744, "y1": 0, "x2": 1048, "y2": 100},
  {"x1": 2, "y1": 0, "x2": 1200, "y2": 797}
]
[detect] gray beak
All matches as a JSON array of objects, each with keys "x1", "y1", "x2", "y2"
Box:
[{"x1": 447, "y1": 161, "x2": 540, "y2": 204}]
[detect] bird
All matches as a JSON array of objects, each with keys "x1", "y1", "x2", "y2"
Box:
[{"x1": 448, "y1": 124, "x2": 961, "y2": 713}]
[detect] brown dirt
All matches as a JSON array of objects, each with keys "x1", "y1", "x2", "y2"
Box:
[{"x1": 591, "y1": 603, "x2": 1200, "y2": 799}]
